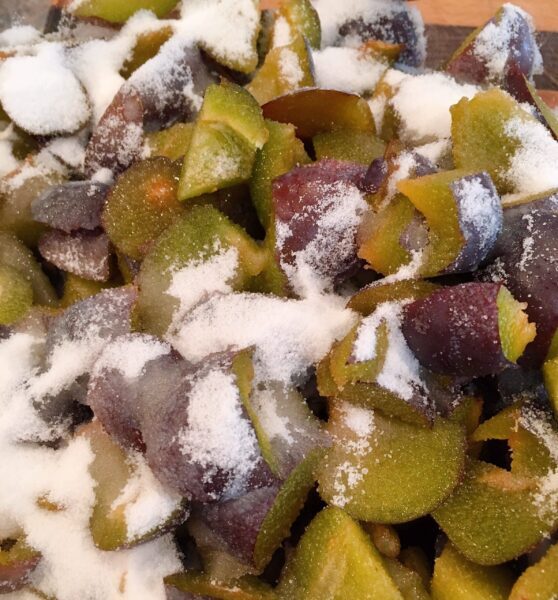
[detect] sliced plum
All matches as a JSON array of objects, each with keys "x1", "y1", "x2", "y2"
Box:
[
  {"x1": 0, "y1": 537, "x2": 41, "y2": 594},
  {"x1": 317, "y1": 403, "x2": 465, "y2": 523},
  {"x1": 445, "y1": 5, "x2": 542, "y2": 99},
  {"x1": 38, "y1": 230, "x2": 111, "y2": 282},
  {"x1": 262, "y1": 88, "x2": 375, "y2": 139},
  {"x1": 313, "y1": 129, "x2": 385, "y2": 167},
  {"x1": 276, "y1": 507, "x2": 403, "y2": 599},
  {"x1": 509, "y1": 542, "x2": 558, "y2": 600},
  {"x1": 402, "y1": 283, "x2": 536, "y2": 377},
  {"x1": 102, "y1": 157, "x2": 183, "y2": 260},
  {"x1": 32, "y1": 181, "x2": 109, "y2": 233},
  {"x1": 431, "y1": 542, "x2": 513, "y2": 600},
  {"x1": 69, "y1": 0, "x2": 180, "y2": 24}
]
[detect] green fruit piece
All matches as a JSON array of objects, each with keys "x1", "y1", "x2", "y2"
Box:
[
  {"x1": 313, "y1": 129, "x2": 385, "y2": 166},
  {"x1": 318, "y1": 405, "x2": 465, "y2": 522},
  {"x1": 277, "y1": 0, "x2": 321, "y2": 49},
  {"x1": 509, "y1": 542, "x2": 558, "y2": 600},
  {"x1": 0, "y1": 264, "x2": 33, "y2": 325},
  {"x1": 363, "y1": 523, "x2": 400, "y2": 559},
  {"x1": 70, "y1": 0, "x2": 179, "y2": 24},
  {"x1": 543, "y1": 357, "x2": 558, "y2": 420},
  {"x1": 253, "y1": 449, "x2": 323, "y2": 571},
  {"x1": 0, "y1": 161, "x2": 65, "y2": 246},
  {"x1": 262, "y1": 88, "x2": 375, "y2": 139},
  {"x1": 399, "y1": 547, "x2": 431, "y2": 592},
  {"x1": 347, "y1": 279, "x2": 439, "y2": 316},
  {"x1": 383, "y1": 558, "x2": 431, "y2": 600},
  {"x1": 200, "y1": 83, "x2": 268, "y2": 150},
  {"x1": 80, "y1": 421, "x2": 186, "y2": 551},
  {"x1": 497, "y1": 285, "x2": 537, "y2": 363},
  {"x1": 250, "y1": 119, "x2": 309, "y2": 230},
  {"x1": 61, "y1": 274, "x2": 107, "y2": 308},
  {"x1": 247, "y1": 33, "x2": 315, "y2": 105},
  {"x1": 397, "y1": 169, "x2": 502, "y2": 277},
  {"x1": 277, "y1": 507, "x2": 403, "y2": 600},
  {"x1": 178, "y1": 121, "x2": 256, "y2": 201},
  {"x1": 0, "y1": 536, "x2": 41, "y2": 594},
  {"x1": 120, "y1": 26, "x2": 173, "y2": 78},
  {"x1": 137, "y1": 204, "x2": 267, "y2": 336},
  {"x1": 451, "y1": 89, "x2": 536, "y2": 194},
  {"x1": 102, "y1": 157, "x2": 184, "y2": 260},
  {"x1": 432, "y1": 542, "x2": 513, "y2": 600},
  {"x1": 0, "y1": 232, "x2": 57, "y2": 306},
  {"x1": 358, "y1": 194, "x2": 417, "y2": 276},
  {"x1": 165, "y1": 571, "x2": 276, "y2": 600},
  {"x1": 433, "y1": 400, "x2": 558, "y2": 570},
  {"x1": 145, "y1": 123, "x2": 194, "y2": 161}
]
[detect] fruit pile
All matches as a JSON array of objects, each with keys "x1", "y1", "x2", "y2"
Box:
[{"x1": 0, "y1": 0, "x2": 557, "y2": 598}]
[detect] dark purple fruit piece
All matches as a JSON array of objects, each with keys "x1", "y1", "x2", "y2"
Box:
[
  {"x1": 87, "y1": 333, "x2": 175, "y2": 451},
  {"x1": 31, "y1": 181, "x2": 109, "y2": 233},
  {"x1": 84, "y1": 87, "x2": 144, "y2": 178},
  {"x1": 38, "y1": 230, "x2": 111, "y2": 282},
  {"x1": 446, "y1": 4, "x2": 541, "y2": 100},
  {"x1": 143, "y1": 351, "x2": 273, "y2": 503},
  {"x1": 272, "y1": 159, "x2": 369, "y2": 292},
  {"x1": 262, "y1": 88, "x2": 375, "y2": 139},
  {"x1": 337, "y1": 3, "x2": 426, "y2": 68},
  {"x1": 402, "y1": 283, "x2": 536, "y2": 377},
  {"x1": 483, "y1": 194, "x2": 558, "y2": 366},
  {"x1": 45, "y1": 286, "x2": 137, "y2": 353},
  {"x1": 126, "y1": 39, "x2": 215, "y2": 130}
]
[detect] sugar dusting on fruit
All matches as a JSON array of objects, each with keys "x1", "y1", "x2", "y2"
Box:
[{"x1": 177, "y1": 367, "x2": 261, "y2": 499}]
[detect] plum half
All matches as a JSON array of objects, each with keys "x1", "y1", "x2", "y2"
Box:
[{"x1": 402, "y1": 283, "x2": 536, "y2": 378}]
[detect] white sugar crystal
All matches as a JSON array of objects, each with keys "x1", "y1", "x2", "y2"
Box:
[
  {"x1": 414, "y1": 138, "x2": 452, "y2": 166},
  {"x1": 45, "y1": 136, "x2": 87, "y2": 170},
  {"x1": 170, "y1": 292, "x2": 356, "y2": 384},
  {"x1": 111, "y1": 452, "x2": 183, "y2": 539},
  {"x1": 0, "y1": 25, "x2": 41, "y2": 48},
  {"x1": 341, "y1": 403, "x2": 375, "y2": 439},
  {"x1": 178, "y1": 367, "x2": 260, "y2": 497},
  {"x1": 0, "y1": 44, "x2": 90, "y2": 135},
  {"x1": 0, "y1": 334, "x2": 180, "y2": 600},
  {"x1": 313, "y1": 46, "x2": 386, "y2": 94},
  {"x1": 473, "y1": 3, "x2": 543, "y2": 81},
  {"x1": 94, "y1": 335, "x2": 171, "y2": 381},
  {"x1": 391, "y1": 73, "x2": 478, "y2": 144},
  {"x1": 167, "y1": 246, "x2": 239, "y2": 324},
  {"x1": 278, "y1": 47, "x2": 305, "y2": 88},
  {"x1": 504, "y1": 116, "x2": 558, "y2": 195},
  {"x1": 273, "y1": 16, "x2": 293, "y2": 48}
]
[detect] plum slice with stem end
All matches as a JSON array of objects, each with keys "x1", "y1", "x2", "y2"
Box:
[
  {"x1": 401, "y1": 283, "x2": 536, "y2": 378},
  {"x1": 276, "y1": 506, "x2": 404, "y2": 600},
  {"x1": 102, "y1": 157, "x2": 184, "y2": 260},
  {"x1": 317, "y1": 403, "x2": 465, "y2": 523},
  {"x1": 32, "y1": 181, "x2": 109, "y2": 233},
  {"x1": 509, "y1": 542, "x2": 558, "y2": 600},
  {"x1": 431, "y1": 542, "x2": 514, "y2": 600},
  {"x1": 262, "y1": 88, "x2": 375, "y2": 139},
  {"x1": 0, "y1": 537, "x2": 41, "y2": 594}
]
